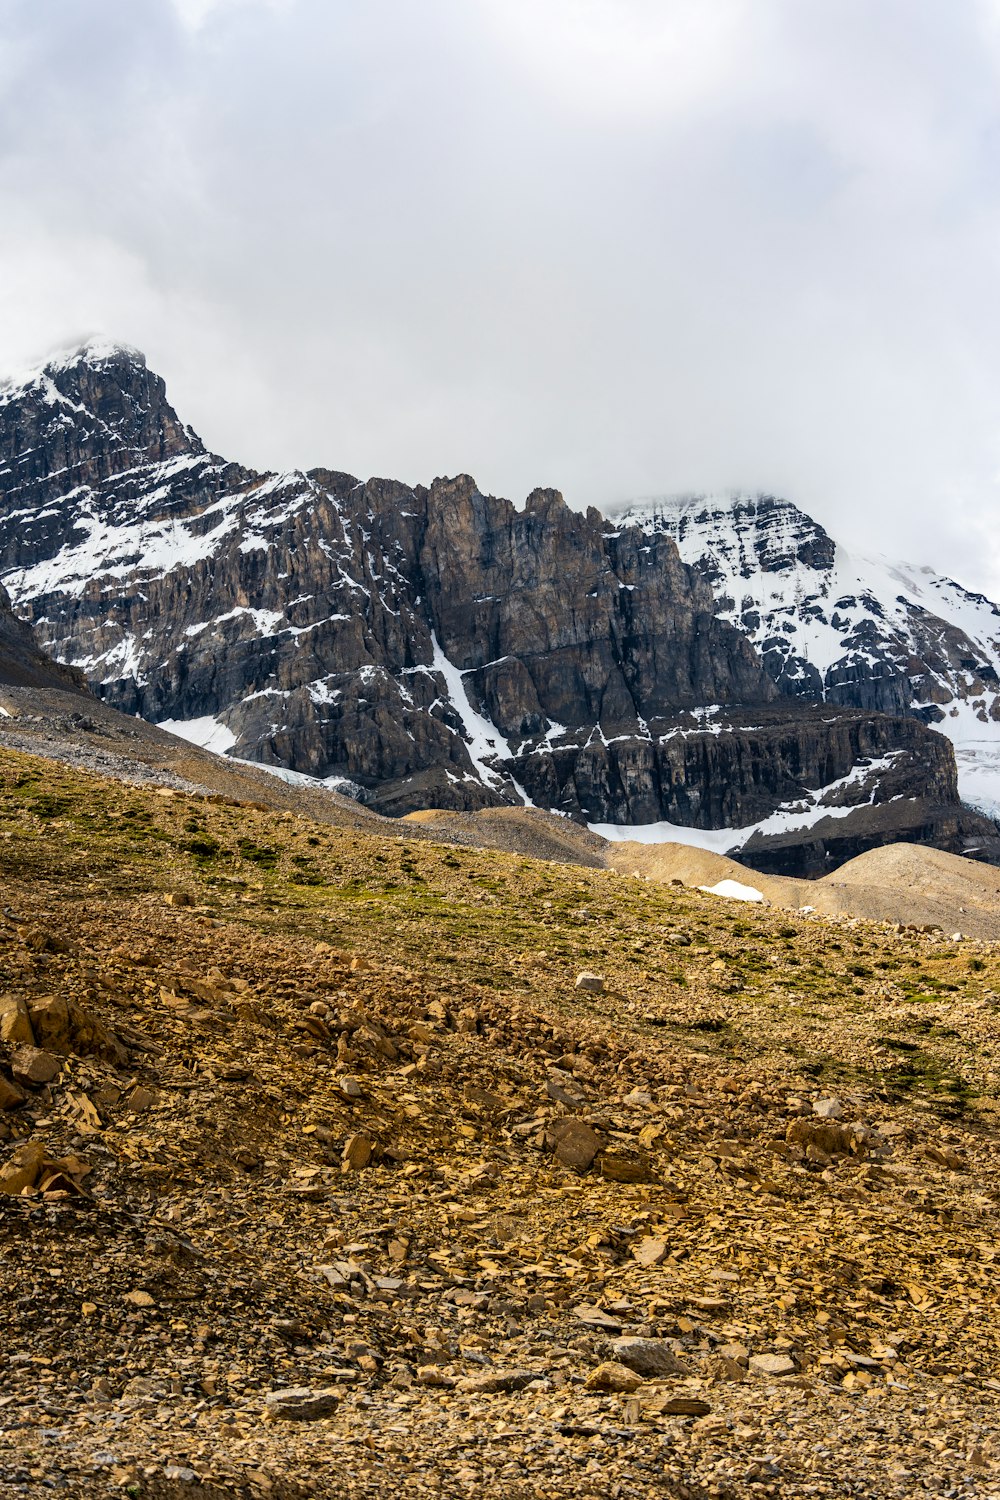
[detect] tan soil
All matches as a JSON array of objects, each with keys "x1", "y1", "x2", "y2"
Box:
[
  {"x1": 402, "y1": 807, "x2": 607, "y2": 867},
  {"x1": 609, "y1": 839, "x2": 1000, "y2": 941},
  {"x1": 0, "y1": 746, "x2": 998, "y2": 1498}
]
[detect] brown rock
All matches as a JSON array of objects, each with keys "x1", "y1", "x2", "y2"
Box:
[
  {"x1": 575, "y1": 972, "x2": 605, "y2": 994},
  {"x1": 586, "y1": 1361, "x2": 644, "y2": 1393},
  {"x1": 342, "y1": 1134, "x2": 374, "y2": 1171},
  {"x1": 786, "y1": 1118, "x2": 856, "y2": 1156},
  {"x1": 611, "y1": 1337, "x2": 690, "y2": 1378},
  {"x1": 18, "y1": 926, "x2": 69, "y2": 954},
  {"x1": 546, "y1": 1071, "x2": 588, "y2": 1107},
  {"x1": 689, "y1": 1295, "x2": 730, "y2": 1316},
  {"x1": 123, "y1": 1085, "x2": 157, "y2": 1113},
  {"x1": 549, "y1": 1116, "x2": 604, "y2": 1172},
  {"x1": 632, "y1": 1236, "x2": 669, "y2": 1267},
  {"x1": 0, "y1": 1074, "x2": 26, "y2": 1111},
  {"x1": 0, "y1": 1140, "x2": 49, "y2": 1193},
  {"x1": 264, "y1": 1387, "x2": 340, "y2": 1420},
  {"x1": 28, "y1": 994, "x2": 118, "y2": 1059},
  {"x1": 456, "y1": 1369, "x2": 537, "y2": 1394},
  {"x1": 655, "y1": 1396, "x2": 712, "y2": 1417},
  {"x1": 923, "y1": 1144, "x2": 967, "y2": 1171},
  {"x1": 10, "y1": 1046, "x2": 62, "y2": 1086},
  {"x1": 749, "y1": 1353, "x2": 796, "y2": 1377},
  {"x1": 414, "y1": 1367, "x2": 455, "y2": 1388},
  {"x1": 600, "y1": 1150, "x2": 655, "y2": 1183},
  {"x1": 0, "y1": 994, "x2": 34, "y2": 1046},
  {"x1": 573, "y1": 1304, "x2": 623, "y2": 1333},
  {"x1": 705, "y1": 1354, "x2": 747, "y2": 1382},
  {"x1": 64, "y1": 1088, "x2": 103, "y2": 1133}
]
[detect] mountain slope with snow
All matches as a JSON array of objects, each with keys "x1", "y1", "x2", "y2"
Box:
[
  {"x1": 612, "y1": 493, "x2": 1000, "y2": 819},
  {"x1": 0, "y1": 343, "x2": 994, "y2": 874}
]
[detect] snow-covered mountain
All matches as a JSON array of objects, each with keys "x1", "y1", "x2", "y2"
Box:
[
  {"x1": 0, "y1": 341, "x2": 996, "y2": 875},
  {"x1": 612, "y1": 493, "x2": 1000, "y2": 819}
]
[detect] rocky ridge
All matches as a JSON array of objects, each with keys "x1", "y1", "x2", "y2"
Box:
[
  {"x1": 0, "y1": 343, "x2": 994, "y2": 874},
  {"x1": 0, "y1": 581, "x2": 86, "y2": 694},
  {"x1": 615, "y1": 493, "x2": 1000, "y2": 820}
]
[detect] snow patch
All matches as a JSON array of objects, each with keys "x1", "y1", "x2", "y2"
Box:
[
  {"x1": 185, "y1": 607, "x2": 284, "y2": 639},
  {"x1": 4, "y1": 487, "x2": 242, "y2": 601},
  {"x1": 157, "y1": 714, "x2": 238, "y2": 756},
  {"x1": 430, "y1": 632, "x2": 512, "y2": 792},
  {"x1": 241, "y1": 760, "x2": 362, "y2": 797},
  {"x1": 699, "y1": 879, "x2": 766, "y2": 903}
]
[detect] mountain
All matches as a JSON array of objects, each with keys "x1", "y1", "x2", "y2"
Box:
[
  {"x1": 614, "y1": 493, "x2": 1000, "y2": 821},
  {"x1": 0, "y1": 340, "x2": 994, "y2": 875},
  {"x1": 0, "y1": 580, "x2": 86, "y2": 693}
]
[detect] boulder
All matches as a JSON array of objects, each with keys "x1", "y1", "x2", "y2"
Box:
[
  {"x1": 611, "y1": 1337, "x2": 690, "y2": 1378},
  {"x1": 0, "y1": 1141, "x2": 49, "y2": 1194},
  {"x1": 264, "y1": 1387, "x2": 340, "y2": 1420},
  {"x1": 27, "y1": 995, "x2": 120, "y2": 1060},
  {"x1": 586, "y1": 1361, "x2": 644, "y2": 1393},
  {"x1": 0, "y1": 995, "x2": 34, "y2": 1047},
  {"x1": 548, "y1": 1117, "x2": 604, "y2": 1172},
  {"x1": 10, "y1": 1047, "x2": 62, "y2": 1086}
]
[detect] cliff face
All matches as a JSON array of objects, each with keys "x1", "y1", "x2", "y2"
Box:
[
  {"x1": 0, "y1": 342, "x2": 993, "y2": 873},
  {"x1": 618, "y1": 493, "x2": 1000, "y2": 821}
]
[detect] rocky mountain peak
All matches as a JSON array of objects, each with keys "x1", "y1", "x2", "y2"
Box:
[
  {"x1": 0, "y1": 345, "x2": 996, "y2": 872},
  {"x1": 614, "y1": 489, "x2": 1000, "y2": 821},
  {"x1": 614, "y1": 492, "x2": 837, "y2": 587},
  {"x1": 0, "y1": 339, "x2": 201, "y2": 519},
  {"x1": 523, "y1": 486, "x2": 568, "y2": 517}
]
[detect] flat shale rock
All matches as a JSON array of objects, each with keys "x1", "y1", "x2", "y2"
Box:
[
  {"x1": 456, "y1": 1369, "x2": 538, "y2": 1394},
  {"x1": 264, "y1": 1387, "x2": 341, "y2": 1420},
  {"x1": 572, "y1": 1305, "x2": 624, "y2": 1334},
  {"x1": 749, "y1": 1353, "x2": 797, "y2": 1377}
]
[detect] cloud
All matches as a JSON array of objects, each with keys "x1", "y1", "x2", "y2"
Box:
[{"x1": 1, "y1": 0, "x2": 999, "y2": 594}]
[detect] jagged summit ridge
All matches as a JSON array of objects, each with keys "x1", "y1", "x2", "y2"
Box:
[
  {"x1": 0, "y1": 337, "x2": 150, "y2": 404},
  {"x1": 0, "y1": 341, "x2": 994, "y2": 873},
  {"x1": 614, "y1": 490, "x2": 1000, "y2": 819}
]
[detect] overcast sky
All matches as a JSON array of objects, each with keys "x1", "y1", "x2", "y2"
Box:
[{"x1": 2, "y1": 0, "x2": 1000, "y2": 595}]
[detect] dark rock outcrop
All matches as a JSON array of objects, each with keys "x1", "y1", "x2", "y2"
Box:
[
  {"x1": 0, "y1": 582, "x2": 86, "y2": 694},
  {"x1": 0, "y1": 342, "x2": 994, "y2": 872}
]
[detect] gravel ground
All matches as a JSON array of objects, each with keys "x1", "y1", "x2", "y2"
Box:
[{"x1": 0, "y1": 747, "x2": 999, "y2": 1497}]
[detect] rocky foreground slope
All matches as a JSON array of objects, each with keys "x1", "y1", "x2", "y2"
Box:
[
  {"x1": 0, "y1": 747, "x2": 999, "y2": 1498},
  {"x1": 0, "y1": 342, "x2": 994, "y2": 874}
]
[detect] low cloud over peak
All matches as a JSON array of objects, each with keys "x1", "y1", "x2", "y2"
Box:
[{"x1": 1, "y1": 0, "x2": 999, "y2": 593}]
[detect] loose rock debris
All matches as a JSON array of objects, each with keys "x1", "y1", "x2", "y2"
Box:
[{"x1": 0, "y1": 748, "x2": 998, "y2": 1497}]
